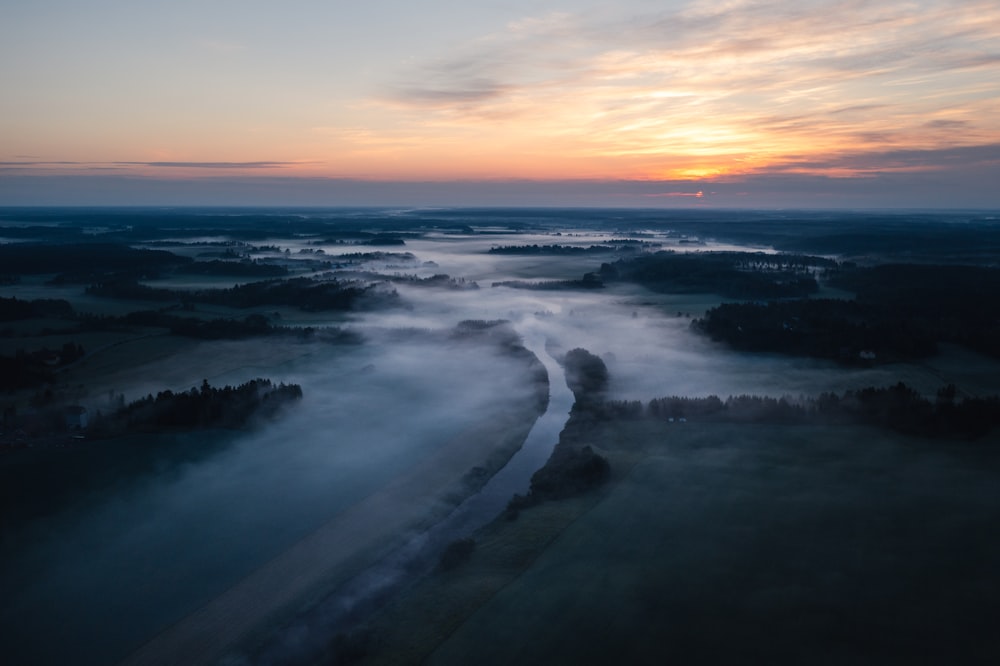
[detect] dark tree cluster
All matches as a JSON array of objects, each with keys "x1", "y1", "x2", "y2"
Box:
[
  {"x1": 450, "y1": 319, "x2": 517, "y2": 341},
  {"x1": 311, "y1": 231, "x2": 409, "y2": 245},
  {"x1": 488, "y1": 243, "x2": 642, "y2": 255},
  {"x1": 0, "y1": 296, "x2": 75, "y2": 322},
  {"x1": 828, "y1": 263, "x2": 1000, "y2": 358},
  {"x1": 1, "y1": 293, "x2": 358, "y2": 344},
  {"x1": 599, "y1": 251, "x2": 826, "y2": 299},
  {"x1": 642, "y1": 384, "x2": 1000, "y2": 440},
  {"x1": 563, "y1": 348, "x2": 609, "y2": 405},
  {"x1": 694, "y1": 299, "x2": 937, "y2": 363},
  {"x1": 507, "y1": 445, "x2": 610, "y2": 516},
  {"x1": 389, "y1": 273, "x2": 479, "y2": 290},
  {"x1": 83, "y1": 310, "x2": 360, "y2": 342},
  {"x1": 0, "y1": 242, "x2": 187, "y2": 276},
  {"x1": 86, "y1": 276, "x2": 399, "y2": 312},
  {"x1": 0, "y1": 342, "x2": 85, "y2": 390},
  {"x1": 696, "y1": 261, "x2": 1000, "y2": 362},
  {"x1": 648, "y1": 394, "x2": 803, "y2": 423},
  {"x1": 815, "y1": 383, "x2": 1000, "y2": 439},
  {"x1": 85, "y1": 279, "x2": 178, "y2": 302},
  {"x1": 578, "y1": 399, "x2": 646, "y2": 421},
  {"x1": 213, "y1": 276, "x2": 392, "y2": 312},
  {"x1": 365, "y1": 236, "x2": 406, "y2": 246},
  {"x1": 491, "y1": 274, "x2": 604, "y2": 290},
  {"x1": 176, "y1": 260, "x2": 288, "y2": 277},
  {"x1": 330, "y1": 251, "x2": 416, "y2": 262},
  {"x1": 767, "y1": 217, "x2": 1000, "y2": 260},
  {"x1": 89, "y1": 378, "x2": 303, "y2": 436}
]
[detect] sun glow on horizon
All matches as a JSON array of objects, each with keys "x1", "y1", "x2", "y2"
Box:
[{"x1": 2, "y1": 0, "x2": 999, "y2": 204}]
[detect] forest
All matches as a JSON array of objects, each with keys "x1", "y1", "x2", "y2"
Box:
[
  {"x1": 697, "y1": 262, "x2": 1000, "y2": 362},
  {"x1": 88, "y1": 378, "x2": 303, "y2": 436},
  {"x1": 580, "y1": 383, "x2": 1000, "y2": 440},
  {"x1": 86, "y1": 275, "x2": 399, "y2": 311},
  {"x1": 488, "y1": 242, "x2": 652, "y2": 255},
  {"x1": 0, "y1": 294, "x2": 358, "y2": 391},
  {"x1": 0, "y1": 242, "x2": 184, "y2": 276},
  {"x1": 598, "y1": 250, "x2": 829, "y2": 299}
]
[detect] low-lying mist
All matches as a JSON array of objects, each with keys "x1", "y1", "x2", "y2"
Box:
[
  {"x1": 6, "y1": 220, "x2": 999, "y2": 666},
  {"x1": 0, "y1": 333, "x2": 542, "y2": 665}
]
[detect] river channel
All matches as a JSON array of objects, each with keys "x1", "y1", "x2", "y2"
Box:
[{"x1": 235, "y1": 327, "x2": 575, "y2": 665}]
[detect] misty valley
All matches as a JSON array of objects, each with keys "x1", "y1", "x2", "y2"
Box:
[{"x1": 2, "y1": 207, "x2": 1000, "y2": 665}]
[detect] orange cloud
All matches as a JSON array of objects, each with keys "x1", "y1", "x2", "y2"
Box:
[
  {"x1": 355, "y1": 0, "x2": 1000, "y2": 181},
  {"x1": 5, "y1": 1, "x2": 998, "y2": 185}
]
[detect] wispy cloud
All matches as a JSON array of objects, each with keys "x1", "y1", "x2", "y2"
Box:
[
  {"x1": 780, "y1": 143, "x2": 1000, "y2": 174},
  {"x1": 391, "y1": 79, "x2": 509, "y2": 106},
  {"x1": 373, "y1": 0, "x2": 1000, "y2": 180},
  {"x1": 0, "y1": 160, "x2": 304, "y2": 173},
  {"x1": 125, "y1": 161, "x2": 298, "y2": 169}
]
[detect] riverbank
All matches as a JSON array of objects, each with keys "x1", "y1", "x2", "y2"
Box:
[{"x1": 358, "y1": 479, "x2": 612, "y2": 666}]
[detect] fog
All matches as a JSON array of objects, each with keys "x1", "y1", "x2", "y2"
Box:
[
  {"x1": 1, "y1": 332, "x2": 544, "y2": 665},
  {"x1": 4, "y1": 226, "x2": 998, "y2": 665}
]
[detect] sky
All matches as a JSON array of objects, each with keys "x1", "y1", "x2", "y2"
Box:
[{"x1": 1, "y1": 0, "x2": 999, "y2": 208}]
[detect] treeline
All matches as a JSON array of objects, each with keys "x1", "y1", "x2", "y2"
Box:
[
  {"x1": 388, "y1": 273, "x2": 479, "y2": 290},
  {"x1": 506, "y1": 443, "x2": 610, "y2": 517},
  {"x1": 0, "y1": 242, "x2": 187, "y2": 276},
  {"x1": 450, "y1": 319, "x2": 520, "y2": 345},
  {"x1": 488, "y1": 243, "x2": 649, "y2": 255},
  {"x1": 311, "y1": 231, "x2": 410, "y2": 245},
  {"x1": 78, "y1": 310, "x2": 359, "y2": 343},
  {"x1": 329, "y1": 251, "x2": 416, "y2": 262},
  {"x1": 40, "y1": 253, "x2": 287, "y2": 284},
  {"x1": 176, "y1": 260, "x2": 288, "y2": 277},
  {"x1": 0, "y1": 296, "x2": 75, "y2": 321},
  {"x1": 0, "y1": 343, "x2": 85, "y2": 390},
  {"x1": 3, "y1": 295, "x2": 359, "y2": 346},
  {"x1": 598, "y1": 251, "x2": 829, "y2": 299},
  {"x1": 491, "y1": 274, "x2": 603, "y2": 290},
  {"x1": 86, "y1": 275, "x2": 399, "y2": 311},
  {"x1": 89, "y1": 378, "x2": 303, "y2": 436},
  {"x1": 697, "y1": 262, "x2": 1000, "y2": 362},
  {"x1": 580, "y1": 383, "x2": 1000, "y2": 440},
  {"x1": 694, "y1": 299, "x2": 937, "y2": 362},
  {"x1": 828, "y1": 263, "x2": 1000, "y2": 358}
]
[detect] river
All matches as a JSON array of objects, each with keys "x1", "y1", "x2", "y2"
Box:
[{"x1": 234, "y1": 326, "x2": 576, "y2": 665}]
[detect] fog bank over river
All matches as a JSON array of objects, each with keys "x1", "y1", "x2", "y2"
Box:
[
  {"x1": 1, "y1": 336, "x2": 542, "y2": 665},
  {"x1": 4, "y1": 217, "x2": 997, "y2": 665}
]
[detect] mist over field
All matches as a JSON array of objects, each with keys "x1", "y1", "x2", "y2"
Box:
[
  {"x1": 1, "y1": 325, "x2": 544, "y2": 664},
  {"x1": 2, "y1": 208, "x2": 1000, "y2": 665},
  {"x1": 6, "y1": 0, "x2": 1000, "y2": 658}
]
